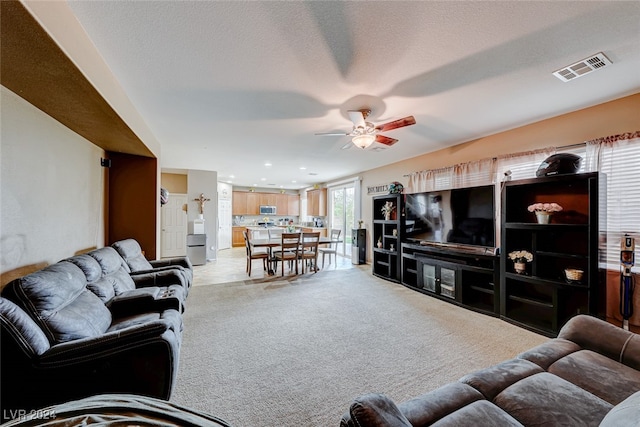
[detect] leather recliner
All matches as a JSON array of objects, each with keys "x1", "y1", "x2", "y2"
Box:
[
  {"x1": 66, "y1": 247, "x2": 187, "y2": 315},
  {"x1": 112, "y1": 239, "x2": 193, "y2": 294},
  {"x1": 0, "y1": 260, "x2": 183, "y2": 420}
]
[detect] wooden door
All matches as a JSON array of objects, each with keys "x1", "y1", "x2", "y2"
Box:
[{"x1": 161, "y1": 193, "x2": 187, "y2": 257}]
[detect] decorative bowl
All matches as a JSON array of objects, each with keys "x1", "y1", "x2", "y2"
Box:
[{"x1": 565, "y1": 268, "x2": 584, "y2": 282}]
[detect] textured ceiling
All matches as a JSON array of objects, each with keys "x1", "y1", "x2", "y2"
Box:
[{"x1": 64, "y1": 1, "x2": 640, "y2": 189}]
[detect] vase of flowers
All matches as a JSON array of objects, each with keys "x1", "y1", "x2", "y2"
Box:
[
  {"x1": 381, "y1": 201, "x2": 395, "y2": 220},
  {"x1": 508, "y1": 250, "x2": 533, "y2": 274},
  {"x1": 527, "y1": 202, "x2": 563, "y2": 224}
]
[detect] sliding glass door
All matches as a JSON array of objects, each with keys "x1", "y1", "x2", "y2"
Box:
[{"x1": 329, "y1": 184, "x2": 355, "y2": 256}]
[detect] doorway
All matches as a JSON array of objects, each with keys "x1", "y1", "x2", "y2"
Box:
[
  {"x1": 161, "y1": 193, "x2": 187, "y2": 258},
  {"x1": 328, "y1": 184, "x2": 355, "y2": 256}
]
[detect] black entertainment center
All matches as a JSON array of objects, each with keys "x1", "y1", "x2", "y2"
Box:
[
  {"x1": 373, "y1": 172, "x2": 604, "y2": 337},
  {"x1": 398, "y1": 184, "x2": 500, "y2": 317}
]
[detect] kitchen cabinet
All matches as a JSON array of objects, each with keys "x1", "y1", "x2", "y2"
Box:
[
  {"x1": 288, "y1": 195, "x2": 300, "y2": 216},
  {"x1": 301, "y1": 227, "x2": 327, "y2": 238},
  {"x1": 232, "y1": 226, "x2": 246, "y2": 247},
  {"x1": 275, "y1": 194, "x2": 288, "y2": 215},
  {"x1": 233, "y1": 191, "x2": 301, "y2": 216},
  {"x1": 246, "y1": 193, "x2": 259, "y2": 215},
  {"x1": 307, "y1": 188, "x2": 327, "y2": 216},
  {"x1": 232, "y1": 192, "x2": 247, "y2": 214}
]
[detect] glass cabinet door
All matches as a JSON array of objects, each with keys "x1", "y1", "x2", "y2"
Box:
[
  {"x1": 440, "y1": 267, "x2": 456, "y2": 299},
  {"x1": 422, "y1": 264, "x2": 437, "y2": 292}
]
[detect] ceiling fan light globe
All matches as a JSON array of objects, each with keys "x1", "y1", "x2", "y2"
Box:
[{"x1": 352, "y1": 134, "x2": 375, "y2": 149}]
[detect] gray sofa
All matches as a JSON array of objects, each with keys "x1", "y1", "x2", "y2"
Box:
[
  {"x1": 0, "y1": 247, "x2": 186, "y2": 421},
  {"x1": 341, "y1": 315, "x2": 640, "y2": 427}
]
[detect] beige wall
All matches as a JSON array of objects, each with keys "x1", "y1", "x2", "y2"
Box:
[
  {"x1": 0, "y1": 87, "x2": 106, "y2": 287},
  {"x1": 359, "y1": 93, "x2": 640, "y2": 245},
  {"x1": 161, "y1": 173, "x2": 188, "y2": 194}
]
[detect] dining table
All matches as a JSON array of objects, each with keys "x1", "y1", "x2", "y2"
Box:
[{"x1": 249, "y1": 234, "x2": 343, "y2": 275}]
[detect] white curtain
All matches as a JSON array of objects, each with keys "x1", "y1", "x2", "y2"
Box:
[
  {"x1": 407, "y1": 158, "x2": 496, "y2": 194},
  {"x1": 584, "y1": 131, "x2": 640, "y2": 268}
]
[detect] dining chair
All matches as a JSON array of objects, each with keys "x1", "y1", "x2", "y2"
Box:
[
  {"x1": 272, "y1": 232, "x2": 300, "y2": 276},
  {"x1": 319, "y1": 229, "x2": 341, "y2": 268},
  {"x1": 268, "y1": 227, "x2": 284, "y2": 239},
  {"x1": 244, "y1": 230, "x2": 269, "y2": 276},
  {"x1": 298, "y1": 232, "x2": 320, "y2": 274}
]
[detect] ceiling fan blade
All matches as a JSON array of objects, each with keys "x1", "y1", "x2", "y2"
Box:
[
  {"x1": 375, "y1": 116, "x2": 416, "y2": 132},
  {"x1": 347, "y1": 110, "x2": 366, "y2": 128},
  {"x1": 315, "y1": 132, "x2": 350, "y2": 136},
  {"x1": 341, "y1": 141, "x2": 353, "y2": 150},
  {"x1": 376, "y1": 134, "x2": 398, "y2": 146}
]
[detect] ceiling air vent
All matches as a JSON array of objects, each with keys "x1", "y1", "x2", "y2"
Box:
[{"x1": 553, "y1": 52, "x2": 612, "y2": 82}]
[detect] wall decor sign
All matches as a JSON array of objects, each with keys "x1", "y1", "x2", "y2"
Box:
[{"x1": 367, "y1": 184, "x2": 389, "y2": 195}]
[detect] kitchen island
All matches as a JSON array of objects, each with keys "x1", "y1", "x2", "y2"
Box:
[{"x1": 232, "y1": 225, "x2": 327, "y2": 247}]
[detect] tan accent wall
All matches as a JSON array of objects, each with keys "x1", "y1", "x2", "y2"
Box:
[{"x1": 161, "y1": 173, "x2": 188, "y2": 194}]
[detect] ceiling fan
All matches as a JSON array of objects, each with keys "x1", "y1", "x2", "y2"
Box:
[{"x1": 316, "y1": 109, "x2": 416, "y2": 149}]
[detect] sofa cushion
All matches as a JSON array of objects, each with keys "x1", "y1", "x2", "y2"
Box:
[
  {"x1": 111, "y1": 238, "x2": 154, "y2": 272},
  {"x1": 549, "y1": 349, "x2": 640, "y2": 405},
  {"x1": 397, "y1": 382, "x2": 485, "y2": 426},
  {"x1": 87, "y1": 247, "x2": 137, "y2": 295},
  {"x1": 347, "y1": 393, "x2": 412, "y2": 427},
  {"x1": 430, "y1": 400, "x2": 523, "y2": 427},
  {"x1": 494, "y1": 372, "x2": 612, "y2": 427},
  {"x1": 459, "y1": 358, "x2": 543, "y2": 400},
  {"x1": 517, "y1": 338, "x2": 581, "y2": 370},
  {"x1": 66, "y1": 253, "x2": 116, "y2": 302},
  {"x1": 0, "y1": 297, "x2": 50, "y2": 356},
  {"x1": 599, "y1": 390, "x2": 640, "y2": 427},
  {"x1": 4, "y1": 262, "x2": 111, "y2": 343}
]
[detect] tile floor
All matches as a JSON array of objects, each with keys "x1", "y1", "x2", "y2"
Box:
[{"x1": 192, "y1": 246, "x2": 357, "y2": 286}]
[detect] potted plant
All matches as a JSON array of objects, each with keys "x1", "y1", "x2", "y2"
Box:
[
  {"x1": 508, "y1": 250, "x2": 533, "y2": 274},
  {"x1": 377, "y1": 237, "x2": 383, "y2": 248},
  {"x1": 527, "y1": 202, "x2": 563, "y2": 224}
]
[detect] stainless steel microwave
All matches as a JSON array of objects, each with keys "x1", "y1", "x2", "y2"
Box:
[{"x1": 259, "y1": 205, "x2": 277, "y2": 215}]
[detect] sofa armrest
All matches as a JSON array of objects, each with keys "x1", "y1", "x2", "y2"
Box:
[
  {"x1": 131, "y1": 269, "x2": 188, "y2": 289},
  {"x1": 108, "y1": 288, "x2": 182, "y2": 316},
  {"x1": 150, "y1": 257, "x2": 193, "y2": 271},
  {"x1": 3, "y1": 319, "x2": 180, "y2": 414},
  {"x1": 341, "y1": 393, "x2": 412, "y2": 427},
  {"x1": 558, "y1": 315, "x2": 640, "y2": 371}
]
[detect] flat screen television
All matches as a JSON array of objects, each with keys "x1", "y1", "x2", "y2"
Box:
[{"x1": 404, "y1": 184, "x2": 496, "y2": 250}]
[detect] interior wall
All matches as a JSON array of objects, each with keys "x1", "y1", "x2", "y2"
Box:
[
  {"x1": 187, "y1": 170, "x2": 218, "y2": 261},
  {"x1": 0, "y1": 87, "x2": 105, "y2": 287},
  {"x1": 161, "y1": 173, "x2": 188, "y2": 194},
  {"x1": 360, "y1": 93, "x2": 640, "y2": 242},
  {"x1": 107, "y1": 152, "x2": 158, "y2": 259}
]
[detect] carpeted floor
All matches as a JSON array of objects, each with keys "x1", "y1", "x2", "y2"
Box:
[{"x1": 171, "y1": 266, "x2": 547, "y2": 427}]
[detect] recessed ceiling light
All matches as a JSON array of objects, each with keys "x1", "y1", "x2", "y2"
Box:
[
  {"x1": 299, "y1": 167, "x2": 306, "y2": 170},
  {"x1": 292, "y1": 180, "x2": 297, "y2": 183},
  {"x1": 261, "y1": 178, "x2": 266, "y2": 181},
  {"x1": 264, "y1": 162, "x2": 272, "y2": 167},
  {"x1": 229, "y1": 175, "x2": 235, "y2": 178}
]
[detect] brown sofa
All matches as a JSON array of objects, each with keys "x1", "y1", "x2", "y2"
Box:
[{"x1": 341, "y1": 315, "x2": 640, "y2": 427}]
